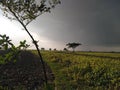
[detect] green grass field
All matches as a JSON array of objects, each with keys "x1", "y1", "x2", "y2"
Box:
[
  {"x1": 32, "y1": 51, "x2": 120, "y2": 90},
  {"x1": 0, "y1": 50, "x2": 120, "y2": 90}
]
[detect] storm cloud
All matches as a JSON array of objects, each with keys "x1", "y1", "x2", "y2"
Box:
[
  {"x1": 1, "y1": 0, "x2": 120, "y2": 51},
  {"x1": 28, "y1": 0, "x2": 120, "y2": 51}
]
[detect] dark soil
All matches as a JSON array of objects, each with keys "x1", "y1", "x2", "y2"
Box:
[{"x1": 0, "y1": 50, "x2": 54, "y2": 89}]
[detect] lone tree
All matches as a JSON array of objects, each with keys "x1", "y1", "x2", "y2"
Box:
[
  {"x1": 66, "y1": 42, "x2": 82, "y2": 52},
  {"x1": 0, "y1": 0, "x2": 60, "y2": 84}
]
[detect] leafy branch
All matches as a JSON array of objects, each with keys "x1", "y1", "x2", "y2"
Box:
[{"x1": 0, "y1": 34, "x2": 29, "y2": 64}]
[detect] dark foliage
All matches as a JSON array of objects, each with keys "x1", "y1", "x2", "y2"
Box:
[{"x1": 0, "y1": 51, "x2": 54, "y2": 89}]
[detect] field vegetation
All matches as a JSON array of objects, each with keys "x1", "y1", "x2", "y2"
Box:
[
  {"x1": 32, "y1": 50, "x2": 120, "y2": 90},
  {"x1": 0, "y1": 49, "x2": 120, "y2": 90}
]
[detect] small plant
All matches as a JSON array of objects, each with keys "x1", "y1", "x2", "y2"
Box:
[
  {"x1": 0, "y1": 34, "x2": 29, "y2": 64},
  {"x1": 62, "y1": 60, "x2": 71, "y2": 67},
  {"x1": 0, "y1": 34, "x2": 13, "y2": 50}
]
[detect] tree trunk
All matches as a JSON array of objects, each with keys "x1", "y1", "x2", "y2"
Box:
[
  {"x1": 22, "y1": 24, "x2": 48, "y2": 84},
  {"x1": 8, "y1": 6, "x2": 48, "y2": 84}
]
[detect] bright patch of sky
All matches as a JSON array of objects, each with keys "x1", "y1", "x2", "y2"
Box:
[{"x1": 0, "y1": 14, "x2": 62, "y2": 50}]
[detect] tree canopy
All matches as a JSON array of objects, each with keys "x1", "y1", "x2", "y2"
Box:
[
  {"x1": 0, "y1": 0, "x2": 61, "y2": 26},
  {"x1": 66, "y1": 42, "x2": 82, "y2": 52}
]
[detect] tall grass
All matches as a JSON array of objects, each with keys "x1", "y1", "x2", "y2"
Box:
[{"x1": 39, "y1": 51, "x2": 120, "y2": 90}]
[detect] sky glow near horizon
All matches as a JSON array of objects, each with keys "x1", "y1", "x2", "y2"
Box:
[
  {"x1": 0, "y1": 15, "x2": 64, "y2": 50},
  {"x1": 0, "y1": 0, "x2": 120, "y2": 51},
  {"x1": 0, "y1": 15, "x2": 48, "y2": 49}
]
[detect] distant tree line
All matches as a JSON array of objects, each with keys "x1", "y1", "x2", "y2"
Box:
[{"x1": 40, "y1": 42, "x2": 82, "y2": 52}]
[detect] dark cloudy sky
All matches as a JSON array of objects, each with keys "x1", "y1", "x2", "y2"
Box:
[{"x1": 0, "y1": 0, "x2": 120, "y2": 51}]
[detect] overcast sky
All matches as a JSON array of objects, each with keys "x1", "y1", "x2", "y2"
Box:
[{"x1": 0, "y1": 0, "x2": 120, "y2": 51}]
